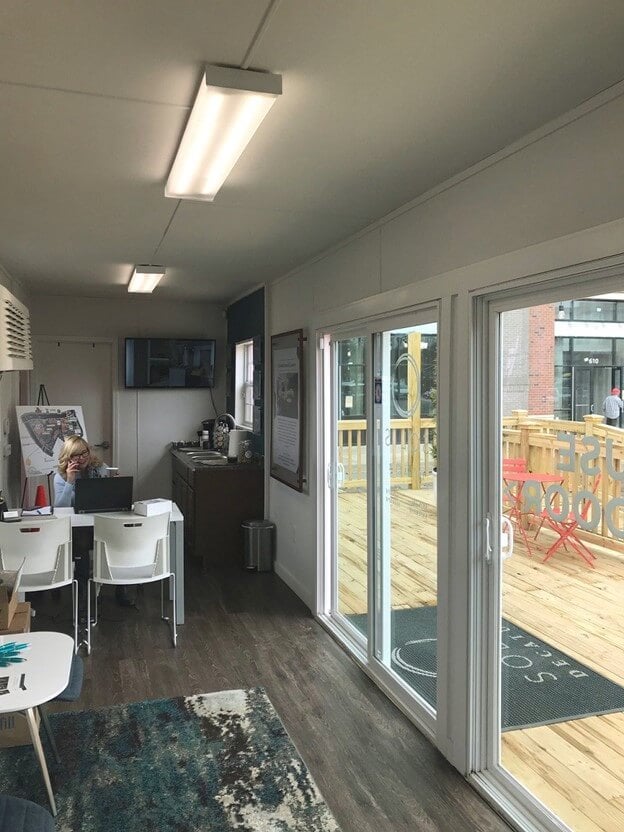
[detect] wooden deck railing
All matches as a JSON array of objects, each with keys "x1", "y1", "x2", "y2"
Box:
[
  {"x1": 337, "y1": 418, "x2": 436, "y2": 490},
  {"x1": 337, "y1": 408, "x2": 624, "y2": 550}
]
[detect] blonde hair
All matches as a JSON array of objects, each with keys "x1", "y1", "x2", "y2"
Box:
[{"x1": 57, "y1": 435, "x2": 102, "y2": 479}]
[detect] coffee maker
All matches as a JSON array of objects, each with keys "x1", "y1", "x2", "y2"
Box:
[{"x1": 212, "y1": 413, "x2": 236, "y2": 452}]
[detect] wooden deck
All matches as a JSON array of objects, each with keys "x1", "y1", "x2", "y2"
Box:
[{"x1": 336, "y1": 488, "x2": 624, "y2": 832}]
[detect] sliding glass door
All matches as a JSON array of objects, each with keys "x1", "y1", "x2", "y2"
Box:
[
  {"x1": 477, "y1": 288, "x2": 624, "y2": 832},
  {"x1": 328, "y1": 332, "x2": 370, "y2": 647},
  {"x1": 371, "y1": 321, "x2": 438, "y2": 710},
  {"x1": 322, "y1": 310, "x2": 439, "y2": 720}
]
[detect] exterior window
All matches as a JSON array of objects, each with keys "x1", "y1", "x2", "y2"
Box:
[
  {"x1": 235, "y1": 340, "x2": 254, "y2": 429},
  {"x1": 559, "y1": 298, "x2": 624, "y2": 322},
  {"x1": 337, "y1": 332, "x2": 437, "y2": 420},
  {"x1": 572, "y1": 299, "x2": 615, "y2": 321}
]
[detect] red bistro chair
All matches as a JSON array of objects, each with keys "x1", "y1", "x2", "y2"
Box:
[{"x1": 536, "y1": 475, "x2": 601, "y2": 567}]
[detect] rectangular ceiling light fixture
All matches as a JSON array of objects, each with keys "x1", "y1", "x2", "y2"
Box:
[
  {"x1": 128, "y1": 265, "x2": 166, "y2": 293},
  {"x1": 165, "y1": 64, "x2": 282, "y2": 202}
]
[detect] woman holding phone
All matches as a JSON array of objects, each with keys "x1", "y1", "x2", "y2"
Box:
[
  {"x1": 54, "y1": 435, "x2": 132, "y2": 607},
  {"x1": 54, "y1": 435, "x2": 109, "y2": 508}
]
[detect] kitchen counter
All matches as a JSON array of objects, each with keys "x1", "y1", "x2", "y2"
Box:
[
  {"x1": 170, "y1": 448, "x2": 264, "y2": 568},
  {"x1": 170, "y1": 447, "x2": 261, "y2": 470}
]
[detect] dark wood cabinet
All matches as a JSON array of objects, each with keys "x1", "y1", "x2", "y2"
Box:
[{"x1": 171, "y1": 452, "x2": 263, "y2": 568}]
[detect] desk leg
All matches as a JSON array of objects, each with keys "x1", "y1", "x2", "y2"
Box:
[
  {"x1": 170, "y1": 518, "x2": 185, "y2": 625},
  {"x1": 25, "y1": 707, "x2": 57, "y2": 817}
]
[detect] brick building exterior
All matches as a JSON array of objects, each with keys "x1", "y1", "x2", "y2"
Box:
[{"x1": 527, "y1": 304, "x2": 555, "y2": 414}]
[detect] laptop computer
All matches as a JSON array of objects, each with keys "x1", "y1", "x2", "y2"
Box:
[{"x1": 74, "y1": 476, "x2": 133, "y2": 514}]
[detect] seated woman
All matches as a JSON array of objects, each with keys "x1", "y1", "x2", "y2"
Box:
[
  {"x1": 54, "y1": 435, "x2": 108, "y2": 507},
  {"x1": 54, "y1": 436, "x2": 132, "y2": 607}
]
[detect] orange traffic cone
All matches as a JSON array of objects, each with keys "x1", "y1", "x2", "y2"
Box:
[{"x1": 34, "y1": 484, "x2": 47, "y2": 508}]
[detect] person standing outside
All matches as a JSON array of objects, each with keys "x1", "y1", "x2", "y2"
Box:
[{"x1": 602, "y1": 387, "x2": 624, "y2": 427}]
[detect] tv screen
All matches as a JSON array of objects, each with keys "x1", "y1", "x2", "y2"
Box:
[{"x1": 125, "y1": 338, "x2": 216, "y2": 389}]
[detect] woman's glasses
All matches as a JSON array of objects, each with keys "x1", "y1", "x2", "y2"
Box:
[{"x1": 70, "y1": 450, "x2": 90, "y2": 460}]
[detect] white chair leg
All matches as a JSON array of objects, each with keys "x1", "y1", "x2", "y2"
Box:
[
  {"x1": 86, "y1": 579, "x2": 92, "y2": 655},
  {"x1": 72, "y1": 578, "x2": 79, "y2": 654},
  {"x1": 93, "y1": 582, "x2": 99, "y2": 627},
  {"x1": 160, "y1": 578, "x2": 166, "y2": 620},
  {"x1": 170, "y1": 573, "x2": 177, "y2": 647},
  {"x1": 90, "y1": 583, "x2": 100, "y2": 627}
]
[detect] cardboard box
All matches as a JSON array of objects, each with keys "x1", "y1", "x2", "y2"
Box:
[
  {"x1": 0, "y1": 566, "x2": 24, "y2": 630},
  {"x1": 134, "y1": 498, "x2": 172, "y2": 516},
  {"x1": 0, "y1": 601, "x2": 31, "y2": 635},
  {"x1": 0, "y1": 709, "x2": 40, "y2": 748}
]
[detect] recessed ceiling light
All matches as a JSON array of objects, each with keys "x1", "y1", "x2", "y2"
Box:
[{"x1": 128, "y1": 265, "x2": 166, "y2": 293}]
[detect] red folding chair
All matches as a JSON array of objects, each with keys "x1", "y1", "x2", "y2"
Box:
[{"x1": 536, "y1": 475, "x2": 601, "y2": 567}]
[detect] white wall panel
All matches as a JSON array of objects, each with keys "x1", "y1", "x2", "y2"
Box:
[
  {"x1": 380, "y1": 94, "x2": 624, "y2": 293},
  {"x1": 312, "y1": 231, "x2": 381, "y2": 312}
]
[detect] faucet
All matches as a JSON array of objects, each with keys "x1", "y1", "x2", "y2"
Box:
[{"x1": 215, "y1": 413, "x2": 236, "y2": 429}]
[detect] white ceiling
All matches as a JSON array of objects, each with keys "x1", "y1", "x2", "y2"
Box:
[{"x1": 2, "y1": 0, "x2": 624, "y2": 304}]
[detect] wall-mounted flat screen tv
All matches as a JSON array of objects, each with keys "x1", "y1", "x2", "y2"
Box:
[{"x1": 125, "y1": 338, "x2": 216, "y2": 389}]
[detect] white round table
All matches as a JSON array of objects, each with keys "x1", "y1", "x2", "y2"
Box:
[{"x1": 0, "y1": 631, "x2": 74, "y2": 816}]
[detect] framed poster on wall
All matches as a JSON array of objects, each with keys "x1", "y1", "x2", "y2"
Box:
[{"x1": 270, "y1": 329, "x2": 305, "y2": 492}]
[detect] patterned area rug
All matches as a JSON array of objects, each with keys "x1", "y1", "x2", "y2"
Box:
[{"x1": 0, "y1": 688, "x2": 340, "y2": 832}]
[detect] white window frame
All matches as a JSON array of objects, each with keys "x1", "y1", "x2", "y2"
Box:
[{"x1": 235, "y1": 339, "x2": 254, "y2": 429}]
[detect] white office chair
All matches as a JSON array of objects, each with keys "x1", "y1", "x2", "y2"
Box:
[
  {"x1": 0, "y1": 516, "x2": 77, "y2": 652},
  {"x1": 87, "y1": 512, "x2": 176, "y2": 653}
]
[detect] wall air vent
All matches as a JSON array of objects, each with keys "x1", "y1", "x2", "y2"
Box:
[{"x1": 0, "y1": 284, "x2": 33, "y2": 371}]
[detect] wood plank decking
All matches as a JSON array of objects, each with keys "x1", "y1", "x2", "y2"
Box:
[{"x1": 336, "y1": 488, "x2": 624, "y2": 832}]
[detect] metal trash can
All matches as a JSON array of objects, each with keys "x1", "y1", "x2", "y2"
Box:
[{"x1": 242, "y1": 520, "x2": 275, "y2": 571}]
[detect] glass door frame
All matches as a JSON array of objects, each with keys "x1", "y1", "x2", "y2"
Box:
[
  {"x1": 471, "y1": 268, "x2": 624, "y2": 832},
  {"x1": 319, "y1": 325, "x2": 372, "y2": 655},
  {"x1": 318, "y1": 301, "x2": 443, "y2": 739}
]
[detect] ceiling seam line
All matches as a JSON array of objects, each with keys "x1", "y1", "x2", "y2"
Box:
[
  {"x1": 240, "y1": 0, "x2": 281, "y2": 69},
  {"x1": 0, "y1": 78, "x2": 191, "y2": 109},
  {"x1": 152, "y1": 201, "x2": 181, "y2": 262}
]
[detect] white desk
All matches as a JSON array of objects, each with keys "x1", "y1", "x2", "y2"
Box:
[
  {"x1": 54, "y1": 505, "x2": 185, "y2": 625},
  {"x1": 0, "y1": 631, "x2": 74, "y2": 815}
]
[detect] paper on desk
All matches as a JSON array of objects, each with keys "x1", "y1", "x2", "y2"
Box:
[{"x1": 21, "y1": 506, "x2": 53, "y2": 516}]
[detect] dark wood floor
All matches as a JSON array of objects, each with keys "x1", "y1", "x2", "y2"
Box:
[{"x1": 33, "y1": 565, "x2": 512, "y2": 832}]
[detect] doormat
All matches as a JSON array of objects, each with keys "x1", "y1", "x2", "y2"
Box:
[
  {"x1": 0, "y1": 688, "x2": 340, "y2": 832},
  {"x1": 348, "y1": 607, "x2": 624, "y2": 731}
]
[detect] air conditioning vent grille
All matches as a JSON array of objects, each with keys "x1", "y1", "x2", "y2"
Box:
[{"x1": 0, "y1": 286, "x2": 33, "y2": 371}]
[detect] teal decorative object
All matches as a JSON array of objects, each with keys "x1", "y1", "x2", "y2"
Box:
[
  {"x1": 0, "y1": 688, "x2": 340, "y2": 832},
  {"x1": 0, "y1": 642, "x2": 30, "y2": 668}
]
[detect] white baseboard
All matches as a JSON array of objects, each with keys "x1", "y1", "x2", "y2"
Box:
[{"x1": 274, "y1": 560, "x2": 314, "y2": 612}]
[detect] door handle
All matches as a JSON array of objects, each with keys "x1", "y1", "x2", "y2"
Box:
[
  {"x1": 501, "y1": 515, "x2": 514, "y2": 560},
  {"x1": 93, "y1": 440, "x2": 110, "y2": 449},
  {"x1": 485, "y1": 514, "x2": 493, "y2": 564}
]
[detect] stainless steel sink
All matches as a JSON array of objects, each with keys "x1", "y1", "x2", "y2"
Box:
[{"x1": 179, "y1": 449, "x2": 223, "y2": 458}]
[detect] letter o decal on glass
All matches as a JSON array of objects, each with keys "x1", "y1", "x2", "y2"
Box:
[
  {"x1": 501, "y1": 655, "x2": 533, "y2": 669},
  {"x1": 572, "y1": 490, "x2": 600, "y2": 531},
  {"x1": 606, "y1": 497, "x2": 624, "y2": 541}
]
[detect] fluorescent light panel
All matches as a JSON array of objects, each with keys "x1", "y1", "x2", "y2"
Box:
[
  {"x1": 166, "y1": 64, "x2": 282, "y2": 202},
  {"x1": 128, "y1": 265, "x2": 166, "y2": 293}
]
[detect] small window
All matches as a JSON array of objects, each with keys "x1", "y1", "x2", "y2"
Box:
[{"x1": 235, "y1": 339, "x2": 254, "y2": 429}]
